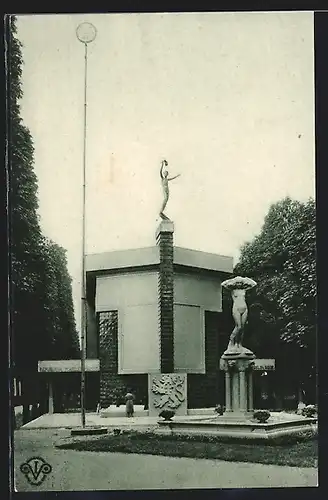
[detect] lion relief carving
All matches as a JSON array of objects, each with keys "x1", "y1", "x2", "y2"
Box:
[{"x1": 151, "y1": 374, "x2": 186, "y2": 409}]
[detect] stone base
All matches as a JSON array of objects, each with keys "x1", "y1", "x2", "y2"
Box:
[
  {"x1": 157, "y1": 417, "x2": 317, "y2": 441},
  {"x1": 187, "y1": 408, "x2": 217, "y2": 416},
  {"x1": 155, "y1": 219, "x2": 174, "y2": 239},
  {"x1": 220, "y1": 353, "x2": 256, "y2": 414},
  {"x1": 100, "y1": 405, "x2": 148, "y2": 418},
  {"x1": 220, "y1": 410, "x2": 254, "y2": 421}
]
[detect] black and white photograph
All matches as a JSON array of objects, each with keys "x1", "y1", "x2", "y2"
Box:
[{"x1": 8, "y1": 11, "x2": 317, "y2": 491}]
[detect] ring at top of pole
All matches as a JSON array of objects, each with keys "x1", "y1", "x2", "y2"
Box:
[{"x1": 76, "y1": 22, "x2": 97, "y2": 44}]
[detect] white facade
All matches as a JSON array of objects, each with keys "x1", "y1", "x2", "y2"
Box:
[
  {"x1": 96, "y1": 271, "x2": 160, "y2": 374},
  {"x1": 95, "y1": 269, "x2": 223, "y2": 375}
]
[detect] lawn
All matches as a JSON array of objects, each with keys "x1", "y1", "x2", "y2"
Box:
[{"x1": 56, "y1": 430, "x2": 318, "y2": 468}]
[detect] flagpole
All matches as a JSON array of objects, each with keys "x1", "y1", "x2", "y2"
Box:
[{"x1": 76, "y1": 22, "x2": 97, "y2": 429}]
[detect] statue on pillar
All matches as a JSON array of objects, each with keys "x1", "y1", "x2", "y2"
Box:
[
  {"x1": 159, "y1": 159, "x2": 181, "y2": 220},
  {"x1": 221, "y1": 276, "x2": 257, "y2": 355}
]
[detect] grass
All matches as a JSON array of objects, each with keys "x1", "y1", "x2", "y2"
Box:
[{"x1": 56, "y1": 429, "x2": 318, "y2": 468}]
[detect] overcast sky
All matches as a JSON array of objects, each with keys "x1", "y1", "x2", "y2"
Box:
[{"x1": 16, "y1": 12, "x2": 315, "y2": 333}]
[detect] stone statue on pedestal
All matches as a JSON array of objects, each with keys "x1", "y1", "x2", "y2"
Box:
[
  {"x1": 221, "y1": 276, "x2": 257, "y2": 355},
  {"x1": 159, "y1": 159, "x2": 181, "y2": 220}
]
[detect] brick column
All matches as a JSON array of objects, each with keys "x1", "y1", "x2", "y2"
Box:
[
  {"x1": 98, "y1": 310, "x2": 120, "y2": 407},
  {"x1": 156, "y1": 220, "x2": 174, "y2": 373}
]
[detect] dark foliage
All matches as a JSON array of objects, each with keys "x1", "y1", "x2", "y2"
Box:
[
  {"x1": 8, "y1": 17, "x2": 80, "y2": 417},
  {"x1": 233, "y1": 197, "x2": 316, "y2": 399}
]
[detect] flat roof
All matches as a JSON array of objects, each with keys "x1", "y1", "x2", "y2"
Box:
[
  {"x1": 86, "y1": 246, "x2": 160, "y2": 272},
  {"x1": 174, "y1": 247, "x2": 233, "y2": 274},
  {"x1": 86, "y1": 246, "x2": 233, "y2": 274}
]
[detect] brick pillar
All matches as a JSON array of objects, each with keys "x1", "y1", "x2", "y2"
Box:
[
  {"x1": 98, "y1": 310, "x2": 121, "y2": 407},
  {"x1": 156, "y1": 220, "x2": 174, "y2": 373}
]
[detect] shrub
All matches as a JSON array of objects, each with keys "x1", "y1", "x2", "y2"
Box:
[
  {"x1": 121, "y1": 429, "x2": 131, "y2": 435},
  {"x1": 214, "y1": 404, "x2": 224, "y2": 415},
  {"x1": 301, "y1": 405, "x2": 317, "y2": 418},
  {"x1": 271, "y1": 428, "x2": 317, "y2": 445},
  {"x1": 253, "y1": 410, "x2": 271, "y2": 423}
]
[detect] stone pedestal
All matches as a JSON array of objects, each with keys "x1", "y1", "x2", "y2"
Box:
[
  {"x1": 220, "y1": 352, "x2": 255, "y2": 419},
  {"x1": 100, "y1": 405, "x2": 148, "y2": 418},
  {"x1": 156, "y1": 220, "x2": 175, "y2": 373}
]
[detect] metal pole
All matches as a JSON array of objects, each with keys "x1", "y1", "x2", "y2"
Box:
[
  {"x1": 76, "y1": 22, "x2": 96, "y2": 429},
  {"x1": 80, "y1": 41, "x2": 88, "y2": 429}
]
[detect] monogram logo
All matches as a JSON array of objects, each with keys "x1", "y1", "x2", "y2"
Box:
[{"x1": 20, "y1": 457, "x2": 52, "y2": 486}]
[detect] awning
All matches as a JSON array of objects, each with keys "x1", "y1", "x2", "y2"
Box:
[{"x1": 38, "y1": 359, "x2": 100, "y2": 373}]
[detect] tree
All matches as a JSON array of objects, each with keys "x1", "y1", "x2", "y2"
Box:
[
  {"x1": 234, "y1": 197, "x2": 316, "y2": 401},
  {"x1": 8, "y1": 16, "x2": 80, "y2": 421},
  {"x1": 9, "y1": 15, "x2": 43, "y2": 372},
  {"x1": 8, "y1": 15, "x2": 45, "y2": 422},
  {"x1": 42, "y1": 239, "x2": 80, "y2": 360}
]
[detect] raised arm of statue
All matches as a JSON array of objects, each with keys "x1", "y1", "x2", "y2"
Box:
[{"x1": 168, "y1": 173, "x2": 181, "y2": 181}]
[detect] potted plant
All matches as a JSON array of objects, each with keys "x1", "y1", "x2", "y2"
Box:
[
  {"x1": 253, "y1": 409, "x2": 271, "y2": 423},
  {"x1": 214, "y1": 404, "x2": 224, "y2": 415},
  {"x1": 159, "y1": 409, "x2": 175, "y2": 421},
  {"x1": 301, "y1": 404, "x2": 317, "y2": 418}
]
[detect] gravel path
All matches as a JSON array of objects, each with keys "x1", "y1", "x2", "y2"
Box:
[{"x1": 13, "y1": 429, "x2": 318, "y2": 491}]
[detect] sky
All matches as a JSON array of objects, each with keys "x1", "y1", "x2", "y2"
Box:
[{"x1": 16, "y1": 12, "x2": 315, "y2": 333}]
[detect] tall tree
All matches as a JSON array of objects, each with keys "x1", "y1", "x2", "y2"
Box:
[
  {"x1": 234, "y1": 197, "x2": 316, "y2": 400},
  {"x1": 43, "y1": 239, "x2": 80, "y2": 360},
  {"x1": 8, "y1": 15, "x2": 45, "y2": 422},
  {"x1": 9, "y1": 15, "x2": 43, "y2": 374},
  {"x1": 8, "y1": 16, "x2": 80, "y2": 421}
]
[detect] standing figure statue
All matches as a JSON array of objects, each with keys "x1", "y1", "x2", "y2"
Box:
[
  {"x1": 221, "y1": 276, "x2": 257, "y2": 354},
  {"x1": 159, "y1": 159, "x2": 181, "y2": 220}
]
